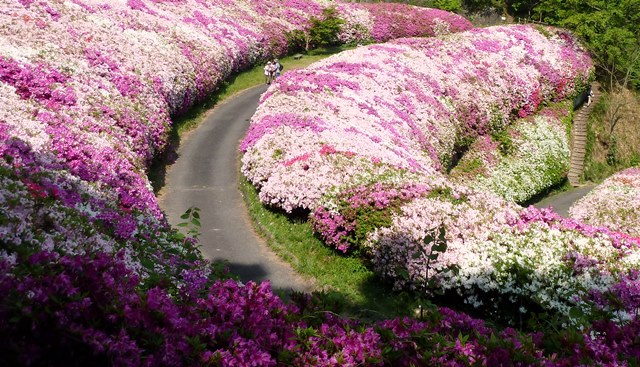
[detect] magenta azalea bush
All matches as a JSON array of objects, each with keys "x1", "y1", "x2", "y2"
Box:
[{"x1": 569, "y1": 166, "x2": 640, "y2": 237}]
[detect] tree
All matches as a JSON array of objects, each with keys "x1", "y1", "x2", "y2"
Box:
[
  {"x1": 286, "y1": 7, "x2": 344, "y2": 52},
  {"x1": 533, "y1": 0, "x2": 640, "y2": 90},
  {"x1": 309, "y1": 7, "x2": 345, "y2": 49}
]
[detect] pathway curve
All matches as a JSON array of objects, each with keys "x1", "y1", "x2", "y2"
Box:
[
  {"x1": 533, "y1": 184, "x2": 595, "y2": 217},
  {"x1": 158, "y1": 85, "x2": 312, "y2": 293}
]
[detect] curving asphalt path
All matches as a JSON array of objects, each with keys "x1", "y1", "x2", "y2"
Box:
[
  {"x1": 533, "y1": 184, "x2": 595, "y2": 217},
  {"x1": 158, "y1": 85, "x2": 312, "y2": 293}
]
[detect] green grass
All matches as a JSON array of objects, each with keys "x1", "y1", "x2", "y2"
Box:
[
  {"x1": 239, "y1": 177, "x2": 429, "y2": 320},
  {"x1": 149, "y1": 46, "x2": 354, "y2": 193}
]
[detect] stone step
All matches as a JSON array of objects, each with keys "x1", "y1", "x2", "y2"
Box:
[{"x1": 568, "y1": 82, "x2": 600, "y2": 185}]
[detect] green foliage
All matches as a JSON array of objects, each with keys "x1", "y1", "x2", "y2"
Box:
[
  {"x1": 286, "y1": 7, "x2": 345, "y2": 52},
  {"x1": 309, "y1": 7, "x2": 345, "y2": 48},
  {"x1": 490, "y1": 127, "x2": 515, "y2": 155},
  {"x1": 426, "y1": 186, "x2": 468, "y2": 204},
  {"x1": 454, "y1": 156, "x2": 485, "y2": 176},
  {"x1": 533, "y1": 0, "x2": 640, "y2": 89},
  {"x1": 175, "y1": 206, "x2": 201, "y2": 241},
  {"x1": 430, "y1": 0, "x2": 464, "y2": 12},
  {"x1": 346, "y1": 205, "x2": 394, "y2": 251},
  {"x1": 505, "y1": 0, "x2": 541, "y2": 17},
  {"x1": 421, "y1": 227, "x2": 456, "y2": 292}
]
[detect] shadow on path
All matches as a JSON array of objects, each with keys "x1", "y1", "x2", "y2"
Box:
[{"x1": 158, "y1": 85, "x2": 312, "y2": 292}]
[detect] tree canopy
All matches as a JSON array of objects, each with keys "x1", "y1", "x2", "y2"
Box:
[{"x1": 509, "y1": 0, "x2": 640, "y2": 89}]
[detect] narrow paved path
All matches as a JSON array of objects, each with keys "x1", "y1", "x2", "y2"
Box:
[
  {"x1": 158, "y1": 85, "x2": 312, "y2": 293},
  {"x1": 533, "y1": 184, "x2": 595, "y2": 217}
]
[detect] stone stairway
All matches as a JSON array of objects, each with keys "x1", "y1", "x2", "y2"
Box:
[{"x1": 568, "y1": 82, "x2": 600, "y2": 186}]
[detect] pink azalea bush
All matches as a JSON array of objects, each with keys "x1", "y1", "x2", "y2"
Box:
[
  {"x1": 337, "y1": 2, "x2": 473, "y2": 43},
  {"x1": 569, "y1": 166, "x2": 640, "y2": 237},
  {"x1": 241, "y1": 25, "x2": 592, "y2": 212}
]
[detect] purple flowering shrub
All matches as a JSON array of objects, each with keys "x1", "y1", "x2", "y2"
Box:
[
  {"x1": 4, "y1": 245, "x2": 640, "y2": 366},
  {"x1": 0, "y1": 249, "x2": 294, "y2": 366}
]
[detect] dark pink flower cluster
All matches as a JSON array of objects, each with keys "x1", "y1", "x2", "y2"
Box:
[
  {"x1": 515, "y1": 206, "x2": 640, "y2": 249},
  {"x1": 5, "y1": 246, "x2": 639, "y2": 366},
  {"x1": 311, "y1": 182, "x2": 434, "y2": 252},
  {"x1": 357, "y1": 3, "x2": 473, "y2": 42}
]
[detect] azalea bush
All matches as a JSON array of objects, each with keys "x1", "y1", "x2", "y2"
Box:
[
  {"x1": 452, "y1": 104, "x2": 573, "y2": 203},
  {"x1": 368, "y1": 203, "x2": 640, "y2": 317},
  {"x1": 0, "y1": 0, "x2": 504, "y2": 364},
  {"x1": 242, "y1": 25, "x2": 592, "y2": 213},
  {"x1": 338, "y1": 2, "x2": 473, "y2": 43},
  {"x1": 569, "y1": 166, "x2": 640, "y2": 237},
  {"x1": 3, "y1": 0, "x2": 639, "y2": 363},
  {"x1": 242, "y1": 24, "x2": 640, "y2": 324},
  {"x1": 3, "y1": 243, "x2": 640, "y2": 366}
]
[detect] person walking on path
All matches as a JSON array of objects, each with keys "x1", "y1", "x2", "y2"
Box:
[
  {"x1": 264, "y1": 61, "x2": 274, "y2": 84},
  {"x1": 274, "y1": 59, "x2": 282, "y2": 80}
]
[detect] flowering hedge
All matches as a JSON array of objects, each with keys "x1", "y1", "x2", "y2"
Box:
[
  {"x1": 0, "y1": 0, "x2": 510, "y2": 364},
  {"x1": 337, "y1": 2, "x2": 472, "y2": 43},
  {"x1": 569, "y1": 166, "x2": 640, "y2": 237},
  {"x1": 452, "y1": 104, "x2": 572, "y2": 203},
  {"x1": 242, "y1": 25, "x2": 592, "y2": 212},
  {"x1": 242, "y1": 24, "x2": 640, "y2": 322}
]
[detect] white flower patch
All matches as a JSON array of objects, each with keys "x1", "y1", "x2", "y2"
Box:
[{"x1": 471, "y1": 113, "x2": 571, "y2": 203}]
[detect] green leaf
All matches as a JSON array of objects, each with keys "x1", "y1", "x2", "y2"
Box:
[{"x1": 569, "y1": 306, "x2": 584, "y2": 320}]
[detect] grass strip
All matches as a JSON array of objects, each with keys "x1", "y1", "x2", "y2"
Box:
[{"x1": 239, "y1": 177, "x2": 428, "y2": 320}]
